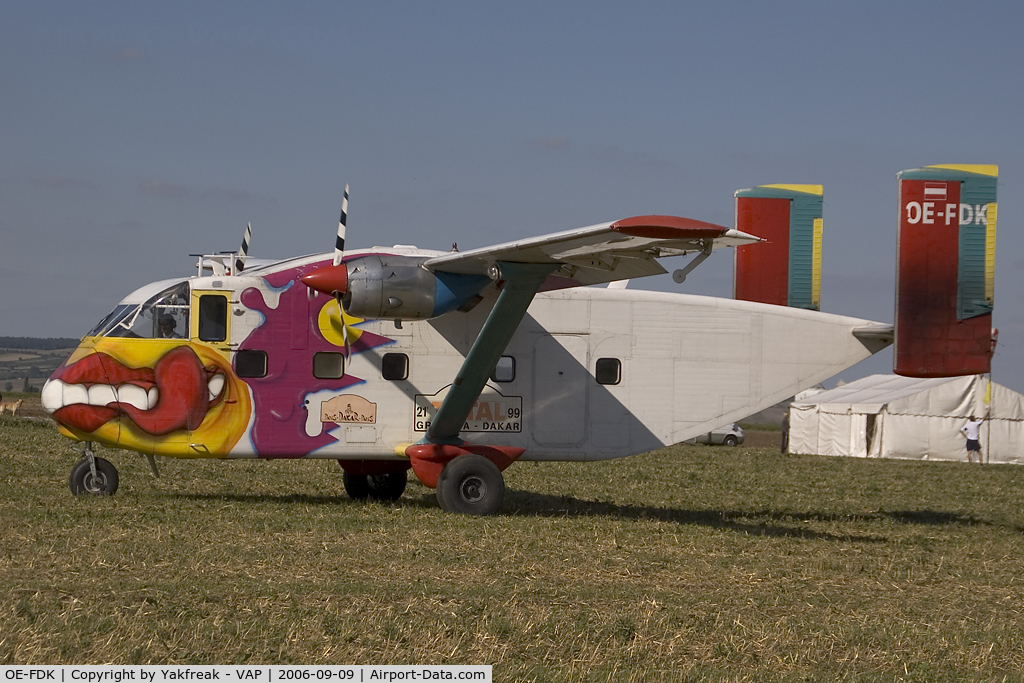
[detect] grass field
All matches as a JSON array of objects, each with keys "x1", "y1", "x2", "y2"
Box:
[{"x1": 1, "y1": 409, "x2": 1022, "y2": 682}]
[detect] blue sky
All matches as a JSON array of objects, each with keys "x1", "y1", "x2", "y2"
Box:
[{"x1": 2, "y1": 1, "x2": 1022, "y2": 391}]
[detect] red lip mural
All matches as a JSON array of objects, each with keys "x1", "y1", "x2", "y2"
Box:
[{"x1": 53, "y1": 346, "x2": 223, "y2": 435}]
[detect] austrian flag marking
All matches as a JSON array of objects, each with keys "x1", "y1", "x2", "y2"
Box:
[{"x1": 923, "y1": 182, "x2": 947, "y2": 200}]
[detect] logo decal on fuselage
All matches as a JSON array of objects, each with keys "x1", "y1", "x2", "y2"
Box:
[
  {"x1": 321, "y1": 394, "x2": 377, "y2": 424},
  {"x1": 414, "y1": 385, "x2": 522, "y2": 433}
]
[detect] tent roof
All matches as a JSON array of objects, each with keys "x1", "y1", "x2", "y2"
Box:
[{"x1": 791, "y1": 374, "x2": 964, "y2": 412}]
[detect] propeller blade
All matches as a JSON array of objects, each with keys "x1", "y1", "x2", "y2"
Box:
[
  {"x1": 334, "y1": 184, "x2": 348, "y2": 267},
  {"x1": 302, "y1": 184, "x2": 352, "y2": 332},
  {"x1": 337, "y1": 294, "x2": 351, "y2": 357},
  {"x1": 302, "y1": 183, "x2": 351, "y2": 297},
  {"x1": 335, "y1": 185, "x2": 350, "y2": 354},
  {"x1": 235, "y1": 222, "x2": 251, "y2": 274}
]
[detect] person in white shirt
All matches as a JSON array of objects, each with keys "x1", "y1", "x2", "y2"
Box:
[{"x1": 959, "y1": 415, "x2": 986, "y2": 464}]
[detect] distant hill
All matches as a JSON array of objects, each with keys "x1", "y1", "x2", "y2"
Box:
[
  {"x1": 0, "y1": 338, "x2": 79, "y2": 390},
  {"x1": 0, "y1": 336, "x2": 80, "y2": 350}
]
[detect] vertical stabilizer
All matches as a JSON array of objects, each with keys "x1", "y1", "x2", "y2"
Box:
[
  {"x1": 895, "y1": 164, "x2": 998, "y2": 377},
  {"x1": 734, "y1": 184, "x2": 823, "y2": 310}
]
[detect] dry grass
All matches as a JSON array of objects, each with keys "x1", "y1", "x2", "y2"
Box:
[{"x1": 1, "y1": 413, "x2": 1023, "y2": 682}]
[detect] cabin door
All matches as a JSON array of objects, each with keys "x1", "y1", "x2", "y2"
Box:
[{"x1": 531, "y1": 335, "x2": 589, "y2": 446}]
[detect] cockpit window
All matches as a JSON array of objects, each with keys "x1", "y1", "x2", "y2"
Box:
[
  {"x1": 89, "y1": 282, "x2": 191, "y2": 339},
  {"x1": 86, "y1": 305, "x2": 135, "y2": 338}
]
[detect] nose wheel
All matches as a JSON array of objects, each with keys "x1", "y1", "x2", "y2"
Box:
[{"x1": 69, "y1": 443, "x2": 119, "y2": 496}]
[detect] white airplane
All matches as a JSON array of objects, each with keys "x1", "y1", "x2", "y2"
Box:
[{"x1": 41, "y1": 165, "x2": 999, "y2": 514}]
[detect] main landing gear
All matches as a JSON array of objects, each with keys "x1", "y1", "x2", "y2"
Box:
[
  {"x1": 338, "y1": 452, "x2": 510, "y2": 514},
  {"x1": 68, "y1": 442, "x2": 119, "y2": 496},
  {"x1": 338, "y1": 461, "x2": 408, "y2": 502},
  {"x1": 404, "y1": 443, "x2": 524, "y2": 515},
  {"x1": 435, "y1": 454, "x2": 504, "y2": 515}
]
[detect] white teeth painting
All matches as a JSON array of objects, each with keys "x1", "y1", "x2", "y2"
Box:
[{"x1": 41, "y1": 376, "x2": 225, "y2": 413}]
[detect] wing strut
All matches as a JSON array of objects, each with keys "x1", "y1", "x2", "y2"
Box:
[{"x1": 425, "y1": 261, "x2": 558, "y2": 443}]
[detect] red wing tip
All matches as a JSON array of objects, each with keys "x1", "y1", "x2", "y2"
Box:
[{"x1": 611, "y1": 215, "x2": 729, "y2": 240}]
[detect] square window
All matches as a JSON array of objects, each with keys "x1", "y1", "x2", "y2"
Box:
[
  {"x1": 235, "y1": 350, "x2": 267, "y2": 378},
  {"x1": 595, "y1": 357, "x2": 621, "y2": 385},
  {"x1": 382, "y1": 353, "x2": 409, "y2": 381},
  {"x1": 313, "y1": 352, "x2": 345, "y2": 379},
  {"x1": 491, "y1": 356, "x2": 516, "y2": 383}
]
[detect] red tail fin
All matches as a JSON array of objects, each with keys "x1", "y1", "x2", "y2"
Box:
[
  {"x1": 895, "y1": 165, "x2": 998, "y2": 377},
  {"x1": 734, "y1": 184, "x2": 823, "y2": 310}
]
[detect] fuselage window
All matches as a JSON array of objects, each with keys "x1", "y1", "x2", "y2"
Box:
[
  {"x1": 382, "y1": 353, "x2": 409, "y2": 381},
  {"x1": 595, "y1": 357, "x2": 621, "y2": 385},
  {"x1": 235, "y1": 350, "x2": 267, "y2": 378},
  {"x1": 198, "y1": 295, "x2": 228, "y2": 342},
  {"x1": 491, "y1": 356, "x2": 516, "y2": 383},
  {"x1": 313, "y1": 352, "x2": 345, "y2": 379}
]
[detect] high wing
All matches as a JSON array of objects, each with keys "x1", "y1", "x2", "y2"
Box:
[{"x1": 422, "y1": 215, "x2": 762, "y2": 286}]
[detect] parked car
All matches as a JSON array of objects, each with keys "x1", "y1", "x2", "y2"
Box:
[{"x1": 685, "y1": 423, "x2": 744, "y2": 447}]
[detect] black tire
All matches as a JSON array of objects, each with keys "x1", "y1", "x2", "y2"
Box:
[
  {"x1": 367, "y1": 470, "x2": 407, "y2": 502},
  {"x1": 343, "y1": 472, "x2": 371, "y2": 499},
  {"x1": 435, "y1": 454, "x2": 504, "y2": 516},
  {"x1": 723, "y1": 435, "x2": 739, "y2": 447},
  {"x1": 344, "y1": 470, "x2": 406, "y2": 502},
  {"x1": 69, "y1": 457, "x2": 119, "y2": 495},
  {"x1": 435, "y1": 461, "x2": 455, "y2": 512}
]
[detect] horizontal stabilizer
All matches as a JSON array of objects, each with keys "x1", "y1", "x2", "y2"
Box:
[
  {"x1": 895, "y1": 164, "x2": 998, "y2": 377},
  {"x1": 733, "y1": 184, "x2": 823, "y2": 310}
]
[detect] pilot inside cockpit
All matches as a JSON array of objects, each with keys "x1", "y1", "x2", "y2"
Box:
[{"x1": 158, "y1": 315, "x2": 182, "y2": 338}]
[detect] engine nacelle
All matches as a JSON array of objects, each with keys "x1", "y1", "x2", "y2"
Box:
[{"x1": 342, "y1": 254, "x2": 492, "y2": 321}]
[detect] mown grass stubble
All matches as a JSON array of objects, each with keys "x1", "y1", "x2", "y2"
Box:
[{"x1": 1, "y1": 414, "x2": 1022, "y2": 682}]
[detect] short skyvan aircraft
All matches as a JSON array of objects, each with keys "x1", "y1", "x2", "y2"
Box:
[{"x1": 42, "y1": 165, "x2": 999, "y2": 514}]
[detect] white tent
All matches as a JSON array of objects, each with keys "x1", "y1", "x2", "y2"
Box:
[{"x1": 788, "y1": 374, "x2": 1024, "y2": 464}]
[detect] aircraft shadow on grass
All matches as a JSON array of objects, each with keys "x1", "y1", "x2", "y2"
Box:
[
  {"x1": 500, "y1": 494, "x2": 1011, "y2": 540},
  {"x1": 161, "y1": 489, "x2": 1011, "y2": 542},
  {"x1": 500, "y1": 491, "x2": 890, "y2": 543},
  {"x1": 171, "y1": 488, "x2": 1024, "y2": 537}
]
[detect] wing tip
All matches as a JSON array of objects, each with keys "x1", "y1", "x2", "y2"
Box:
[{"x1": 610, "y1": 215, "x2": 729, "y2": 239}]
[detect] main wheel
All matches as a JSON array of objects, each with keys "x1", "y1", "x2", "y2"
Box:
[
  {"x1": 69, "y1": 457, "x2": 119, "y2": 495},
  {"x1": 342, "y1": 472, "x2": 371, "y2": 499},
  {"x1": 344, "y1": 470, "x2": 407, "y2": 502},
  {"x1": 435, "y1": 454, "x2": 504, "y2": 516},
  {"x1": 723, "y1": 435, "x2": 739, "y2": 447},
  {"x1": 367, "y1": 470, "x2": 407, "y2": 502}
]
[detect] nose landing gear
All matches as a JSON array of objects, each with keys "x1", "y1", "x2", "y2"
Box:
[{"x1": 69, "y1": 442, "x2": 119, "y2": 495}]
